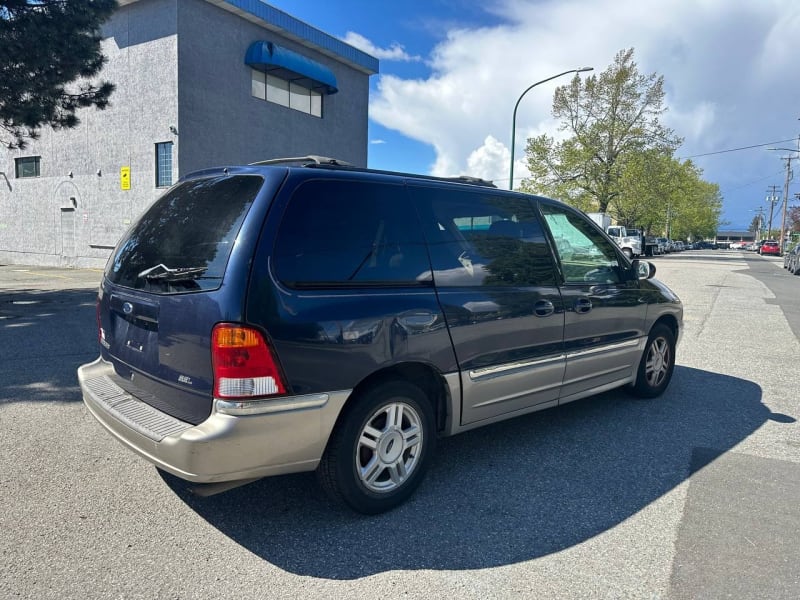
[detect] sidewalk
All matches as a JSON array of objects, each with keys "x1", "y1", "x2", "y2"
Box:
[{"x1": 0, "y1": 265, "x2": 103, "y2": 292}]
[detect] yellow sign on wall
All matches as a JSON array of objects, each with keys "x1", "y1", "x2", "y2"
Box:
[{"x1": 120, "y1": 166, "x2": 131, "y2": 190}]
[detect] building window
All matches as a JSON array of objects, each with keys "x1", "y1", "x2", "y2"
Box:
[
  {"x1": 251, "y1": 69, "x2": 266, "y2": 100},
  {"x1": 15, "y1": 156, "x2": 41, "y2": 178},
  {"x1": 155, "y1": 142, "x2": 173, "y2": 188},
  {"x1": 251, "y1": 69, "x2": 322, "y2": 118}
]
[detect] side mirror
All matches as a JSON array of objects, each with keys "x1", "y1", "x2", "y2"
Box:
[{"x1": 632, "y1": 259, "x2": 656, "y2": 280}]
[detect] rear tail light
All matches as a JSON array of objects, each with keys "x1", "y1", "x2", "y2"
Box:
[{"x1": 211, "y1": 324, "x2": 287, "y2": 400}]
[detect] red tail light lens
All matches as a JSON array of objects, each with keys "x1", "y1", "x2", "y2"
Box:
[{"x1": 211, "y1": 324, "x2": 287, "y2": 399}]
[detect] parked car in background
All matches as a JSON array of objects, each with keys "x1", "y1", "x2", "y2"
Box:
[
  {"x1": 759, "y1": 240, "x2": 781, "y2": 256},
  {"x1": 645, "y1": 235, "x2": 664, "y2": 255},
  {"x1": 784, "y1": 245, "x2": 800, "y2": 273},
  {"x1": 730, "y1": 241, "x2": 748, "y2": 250},
  {"x1": 77, "y1": 156, "x2": 683, "y2": 514}
]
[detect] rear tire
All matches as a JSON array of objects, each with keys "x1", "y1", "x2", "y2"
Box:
[
  {"x1": 629, "y1": 324, "x2": 676, "y2": 398},
  {"x1": 317, "y1": 380, "x2": 435, "y2": 514}
]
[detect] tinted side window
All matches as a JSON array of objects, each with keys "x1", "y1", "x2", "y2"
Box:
[
  {"x1": 411, "y1": 186, "x2": 557, "y2": 287},
  {"x1": 274, "y1": 180, "x2": 431, "y2": 287},
  {"x1": 106, "y1": 175, "x2": 263, "y2": 293},
  {"x1": 539, "y1": 203, "x2": 624, "y2": 284}
]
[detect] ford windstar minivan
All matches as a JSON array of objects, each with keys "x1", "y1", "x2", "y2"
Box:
[{"x1": 79, "y1": 157, "x2": 682, "y2": 514}]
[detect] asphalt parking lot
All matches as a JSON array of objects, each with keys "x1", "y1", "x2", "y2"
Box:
[{"x1": 1, "y1": 252, "x2": 799, "y2": 599}]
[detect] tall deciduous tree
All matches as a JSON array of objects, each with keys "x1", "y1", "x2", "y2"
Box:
[
  {"x1": 0, "y1": 0, "x2": 117, "y2": 149},
  {"x1": 789, "y1": 205, "x2": 800, "y2": 233},
  {"x1": 615, "y1": 151, "x2": 722, "y2": 240},
  {"x1": 521, "y1": 48, "x2": 681, "y2": 213}
]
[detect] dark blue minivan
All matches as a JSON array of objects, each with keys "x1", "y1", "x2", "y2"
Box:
[{"x1": 79, "y1": 157, "x2": 682, "y2": 513}]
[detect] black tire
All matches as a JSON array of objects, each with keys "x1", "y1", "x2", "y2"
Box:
[
  {"x1": 317, "y1": 380, "x2": 436, "y2": 514},
  {"x1": 629, "y1": 324, "x2": 676, "y2": 398}
]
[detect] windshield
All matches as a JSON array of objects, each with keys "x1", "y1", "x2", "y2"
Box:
[{"x1": 105, "y1": 175, "x2": 263, "y2": 293}]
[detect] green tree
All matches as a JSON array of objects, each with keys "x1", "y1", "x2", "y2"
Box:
[
  {"x1": 0, "y1": 0, "x2": 117, "y2": 149},
  {"x1": 670, "y1": 178, "x2": 722, "y2": 241},
  {"x1": 521, "y1": 48, "x2": 681, "y2": 213},
  {"x1": 789, "y1": 205, "x2": 800, "y2": 233},
  {"x1": 614, "y1": 151, "x2": 721, "y2": 240}
]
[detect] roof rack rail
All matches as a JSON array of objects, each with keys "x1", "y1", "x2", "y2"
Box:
[
  {"x1": 444, "y1": 175, "x2": 497, "y2": 188},
  {"x1": 304, "y1": 163, "x2": 498, "y2": 188},
  {"x1": 247, "y1": 157, "x2": 497, "y2": 188},
  {"x1": 249, "y1": 155, "x2": 352, "y2": 167}
]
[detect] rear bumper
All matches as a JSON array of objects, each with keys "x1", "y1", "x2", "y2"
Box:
[{"x1": 78, "y1": 357, "x2": 351, "y2": 483}]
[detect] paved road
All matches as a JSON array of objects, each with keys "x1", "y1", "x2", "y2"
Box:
[{"x1": 1, "y1": 253, "x2": 798, "y2": 599}]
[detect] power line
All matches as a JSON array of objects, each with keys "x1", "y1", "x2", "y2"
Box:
[
  {"x1": 498, "y1": 138, "x2": 799, "y2": 186},
  {"x1": 680, "y1": 138, "x2": 797, "y2": 159}
]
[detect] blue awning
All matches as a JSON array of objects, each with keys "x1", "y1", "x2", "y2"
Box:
[{"x1": 245, "y1": 41, "x2": 338, "y2": 94}]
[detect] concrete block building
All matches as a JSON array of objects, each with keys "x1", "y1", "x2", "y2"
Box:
[{"x1": 0, "y1": 0, "x2": 378, "y2": 268}]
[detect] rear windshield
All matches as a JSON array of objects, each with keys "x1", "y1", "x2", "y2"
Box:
[{"x1": 105, "y1": 175, "x2": 263, "y2": 293}]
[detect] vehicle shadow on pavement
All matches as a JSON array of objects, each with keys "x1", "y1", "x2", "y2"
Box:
[
  {"x1": 164, "y1": 365, "x2": 783, "y2": 578},
  {"x1": 0, "y1": 288, "x2": 97, "y2": 403}
]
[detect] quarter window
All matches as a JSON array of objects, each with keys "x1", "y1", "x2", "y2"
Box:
[
  {"x1": 155, "y1": 142, "x2": 173, "y2": 188},
  {"x1": 274, "y1": 180, "x2": 430, "y2": 287},
  {"x1": 15, "y1": 156, "x2": 40, "y2": 178}
]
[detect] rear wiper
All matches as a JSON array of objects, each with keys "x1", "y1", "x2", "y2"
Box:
[{"x1": 137, "y1": 263, "x2": 208, "y2": 281}]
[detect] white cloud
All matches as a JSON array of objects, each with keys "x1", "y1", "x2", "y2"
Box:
[
  {"x1": 342, "y1": 32, "x2": 421, "y2": 62},
  {"x1": 370, "y1": 139, "x2": 387, "y2": 145},
  {"x1": 465, "y1": 135, "x2": 510, "y2": 183},
  {"x1": 369, "y1": 0, "x2": 800, "y2": 223}
]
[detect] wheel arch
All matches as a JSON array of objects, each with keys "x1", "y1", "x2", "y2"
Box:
[
  {"x1": 335, "y1": 362, "x2": 452, "y2": 437},
  {"x1": 651, "y1": 313, "x2": 680, "y2": 342},
  {"x1": 629, "y1": 315, "x2": 679, "y2": 397}
]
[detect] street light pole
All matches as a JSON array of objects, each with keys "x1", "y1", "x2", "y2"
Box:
[{"x1": 508, "y1": 67, "x2": 593, "y2": 190}]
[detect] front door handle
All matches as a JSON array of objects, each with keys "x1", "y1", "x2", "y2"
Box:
[
  {"x1": 398, "y1": 312, "x2": 437, "y2": 329},
  {"x1": 574, "y1": 298, "x2": 593, "y2": 314},
  {"x1": 534, "y1": 300, "x2": 555, "y2": 317}
]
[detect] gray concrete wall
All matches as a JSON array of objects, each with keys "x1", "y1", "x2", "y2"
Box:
[
  {"x1": 176, "y1": 0, "x2": 370, "y2": 171},
  {"x1": 0, "y1": 0, "x2": 372, "y2": 269},
  {"x1": 0, "y1": 0, "x2": 179, "y2": 268}
]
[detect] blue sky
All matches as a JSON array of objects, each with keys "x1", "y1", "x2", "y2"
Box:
[{"x1": 267, "y1": 0, "x2": 800, "y2": 232}]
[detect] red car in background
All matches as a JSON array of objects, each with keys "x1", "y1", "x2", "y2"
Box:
[{"x1": 759, "y1": 240, "x2": 781, "y2": 256}]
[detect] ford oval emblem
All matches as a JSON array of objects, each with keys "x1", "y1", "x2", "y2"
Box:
[{"x1": 122, "y1": 302, "x2": 133, "y2": 315}]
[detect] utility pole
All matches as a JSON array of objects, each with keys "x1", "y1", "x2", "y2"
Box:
[
  {"x1": 778, "y1": 155, "x2": 795, "y2": 254},
  {"x1": 769, "y1": 136, "x2": 799, "y2": 255},
  {"x1": 752, "y1": 207, "x2": 766, "y2": 241},
  {"x1": 766, "y1": 185, "x2": 780, "y2": 238}
]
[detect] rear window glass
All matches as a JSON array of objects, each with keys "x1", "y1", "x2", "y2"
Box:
[{"x1": 105, "y1": 175, "x2": 263, "y2": 293}]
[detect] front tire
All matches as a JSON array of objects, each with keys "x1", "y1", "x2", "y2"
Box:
[
  {"x1": 317, "y1": 380, "x2": 435, "y2": 514},
  {"x1": 629, "y1": 324, "x2": 676, "y2": 398}
]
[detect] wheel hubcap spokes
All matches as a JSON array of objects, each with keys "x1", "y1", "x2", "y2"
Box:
[
  {"x1": 645, "y1": 337, "x2": 670, "y2": 387},
  {"x1": 357, "y1": 402, "x2": 423, "y2": 493}
]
